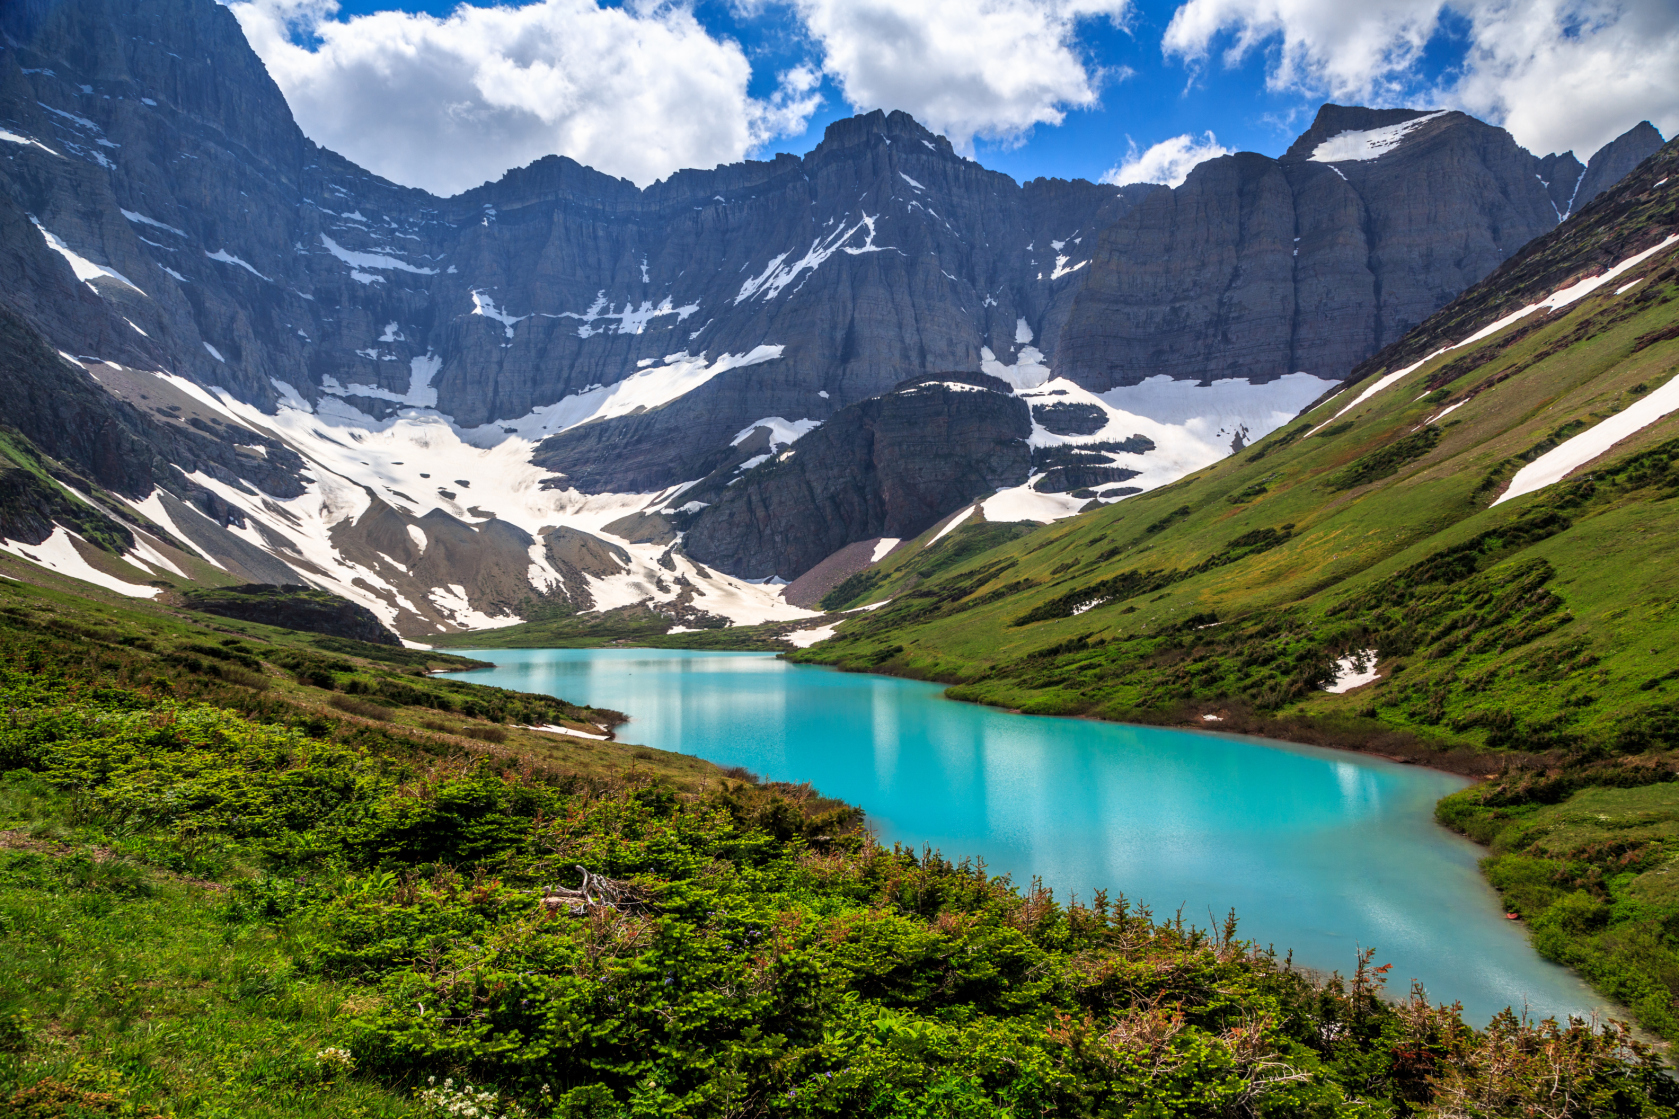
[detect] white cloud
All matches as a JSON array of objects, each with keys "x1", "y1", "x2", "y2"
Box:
[
  {"x1": 1161, "y1": 0, "x2": 1678, "y2": 158},
  {"x1": 228, "y1": 0, "x2": 823, "y2": 193},
  {"x1": 1102, "y1": 130, "x2": 1232, "y2": 185},
  {"x1": 1448, "y1": 0, "x2": 1679, "y2": 159},
  {"x1": 1163, "y1": 0, "x2": 1444, "y2": 102},
  {"x1": 789, "y1": 0, "x2": 1131, "y2": 153}
]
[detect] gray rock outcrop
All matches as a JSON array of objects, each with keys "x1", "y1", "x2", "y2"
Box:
[{"x1": 681, "y1": 373, "x2": 1031, "y2": 580}]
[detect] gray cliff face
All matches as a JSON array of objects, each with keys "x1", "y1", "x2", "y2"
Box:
[
  {"x1": 0, "y1": 0, "x2": 1669, "y2": 603},
  {"x1": 4, "y1": 3, "x2": 1660, "y2": 505},
  {"x1": 680, "y1": 373, "x2": 1031, "y2": 580},
  {"x1": 0, "y1": 0, "x2": 1150, "y2": 496},
  {"x1": 1054, "y1": 106, "x2": 1611, "y2": 392},
  {"x1": 1573, "y1": 122, "x2": 1666, "y2": 213}
]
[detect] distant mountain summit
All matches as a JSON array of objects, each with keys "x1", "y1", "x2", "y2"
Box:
[{"x1": 0, "y1": 0, "x2": 1666, "y2": 633}]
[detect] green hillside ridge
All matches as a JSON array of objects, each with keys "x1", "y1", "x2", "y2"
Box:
[
  {"x1": 787, "y1": 139, "x2": 1679, "y2": 1040},
  {"x1": 794, "y1": 140, "x2": 1679, "y2": 745},
  {"x1": 0, "y1": 574, "x2": 1675, "y2": 1116}
]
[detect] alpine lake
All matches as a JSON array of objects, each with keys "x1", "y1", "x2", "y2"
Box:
[{"x1": 442, "y1": 647, "x2": 1600, "y2": 1027}]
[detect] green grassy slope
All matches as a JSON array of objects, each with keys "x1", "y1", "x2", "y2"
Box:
[
  {"x1": 795, "y1": 139, "x2": 1679, "y2": 763},
  {"x1": 0, "y1": 595, "x2": 1673, "y2": 1116},
  {"x1": 792, "y1": 139, "x2": 1679, "y2": 1040}
]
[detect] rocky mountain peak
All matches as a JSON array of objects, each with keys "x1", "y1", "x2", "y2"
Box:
[
  {"x1": 1574, "y1": 121, "x2": 1667, "y2": 212},
  {"x1": 1280, "y1": 104, "x2": 1444, "y2": 161},
  {"x1": 0, "y1": 0, "x2": 1670, "y2": 633}
]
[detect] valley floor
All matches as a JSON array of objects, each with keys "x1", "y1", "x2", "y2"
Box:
[{"x1": 0, "y1": 564, "x2": 1675, "y2": 1115}]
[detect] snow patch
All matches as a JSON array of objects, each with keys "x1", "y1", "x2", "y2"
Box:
[
  {"x1": 1498, "y1": 374, "x2": 1679, "y2": 505},
  {"x1": 464, "y1": 347, "x2": 785, "y2": 445},
  {"x1": 731, "y1": 416, "x2": 821, "y2": 447},
  {"x1": 1325, "y1": 649, "x2": 1381, "y2": 693},
  {"x1": 121, "y1": 209, "x2": 184, "y2": 237},
  {"x1": 319, "y1": 233, "x2": 437, "y2": 275},
  {"x1": 784, "y1": 623, "x2": 838, "y2": 648},
  {"x1": 1310, "y1": 112, "x2": 1448, "y2": 162},
  {"x1": 735, "y1": 214, "x2": 892, "y2": 303},
  {"x1": 0, "y1": 128, "x2": 60, "y2": 156},
  {"x1": 470, "y1": 291, "x2": 526, "y2": 338},
  {"x1": 524, "y1": 723, "x2": 609, "y2": 740},
  {"x1": 202, "y1": 342, "x2": 225, "y2": 362},
  {"x1": 0, "y1": 527, "x2": 159, "y2": 597},
  {"x1": 427, "y1": 583, "x2": 521, "y2": 630},
  {"x1": 205, "y1": 248, "x2": 268, "y2": 281},
  {"x1": 981, "y1": 344, "x2": 1051, "y2": 391},
  {"x1": 982, "y1": 484, "x2": 1085, "y2": 523},
  {"x1": 929, "y1": 506, "x2": 975, "y2": 544},
  {"x1": 870, "y1": 537, "x2": 901, "y2": 563},
  {"x1": 31, "y1": 218, "x2": 145, "y2": 295},
  {"x1": 1313, "y1": 234, "x2": 1679, "y2": 432},
  {"x1": 553, "y1": 291, "x2": 699, "y2": 338}
]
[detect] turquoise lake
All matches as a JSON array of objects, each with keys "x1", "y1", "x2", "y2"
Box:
[{"x1": 444, "y1": 647, "x2": 1601, "y2": 1027}]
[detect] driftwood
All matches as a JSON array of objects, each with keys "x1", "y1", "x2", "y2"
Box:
[{"x1": 540, "y1": 865, "x2": 647, "y2": 916}]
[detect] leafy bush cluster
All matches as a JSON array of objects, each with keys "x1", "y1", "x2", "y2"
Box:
[{"x1": 2, "y1": 658, "x2": 1673, "y2": 1115}]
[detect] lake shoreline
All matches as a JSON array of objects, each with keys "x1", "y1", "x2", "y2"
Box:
[
  {"x1": 452, "y1": 639, "x2": 1506, "y2": 778},
  {"x1": 776, "y1": 653, "x2": 1514, "y2": 781}
]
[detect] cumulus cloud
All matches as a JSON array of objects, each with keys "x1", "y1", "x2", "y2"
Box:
[
  {"x1": 789, "y1": 0, "x2": 1131, "y2": 153},
  {"x1": 1102, "y1": 130, "x2": 1232, "y2": 186},
  {"x1": 1448, "y1": 0, "x2": 1679, "y2": 158},
  {"x1": 1161, "y1": 0, "x2": 1678, "y2": 157},
  {"x1": 228, "y1": 0, "x2": 823, "y2": 194}
]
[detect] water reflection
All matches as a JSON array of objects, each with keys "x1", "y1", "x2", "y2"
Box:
[{"x1": 445, "y1": 647, "x2": 1601, "y2": 1026}]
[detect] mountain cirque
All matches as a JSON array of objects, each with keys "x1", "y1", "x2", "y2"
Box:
[{"x1": 0, "y1": 0, "x2": 1664, "y2": 636}]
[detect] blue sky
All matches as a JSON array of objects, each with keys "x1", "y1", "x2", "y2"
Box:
[
  {"x1": 324, "y1": 0, "x2": 1423, "y2": 180},
  {"x1": 236, "y1": 0, "x2": 1677, "y2": 197}
]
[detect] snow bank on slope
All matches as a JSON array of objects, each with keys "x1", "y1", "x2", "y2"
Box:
[
  {"x1": 1, "y1": 128, "x2": 61, "y2": 156},
  {"x1": 0, "y1": 527, "x2": 159, "y2": 597},
  {"x1": 1497, "y1": 374, "x2": 1679, "y2": 505},
  {"x1": 1014, "y1": 373, "x2": 1337, "y2": 500},
  {"x1": 982, "y1": 484, "x2": 1086, "y2": 523},
  {"x1": 784, "y1": 623, "x2": 837, "y2": 648},
  {"x1": 1324, "y1": 649, "x2": 1380, "y2": 693},
  {"x1": 320, "y1": 233, "x2": 438, "y2": 275},
  {"x1": 462, "y1": 346, "x2": 785, "y2": 445},
  {"x1": 1313, "y1": 235, "x2": 1679, "y2": 432},
  {"x1": 113, "y1": 368, "x2": 813, "y2": 633},
  {"x1": 981, "y1": 343, "x2": 1051, "y2": 391},
  {"x1": 736, "y1": 214, "x2": 891, "y2": 303},
  {"x1": 31, "y1": 217, "x2": 145, "y2": 295},
  {"x1": 732, "y1": 416, "x2": 821, "y2": 446}
]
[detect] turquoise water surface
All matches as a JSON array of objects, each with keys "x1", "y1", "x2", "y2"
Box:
[{"x1": 444, "y1": 647, "x2": 1601, "y2": 1027}]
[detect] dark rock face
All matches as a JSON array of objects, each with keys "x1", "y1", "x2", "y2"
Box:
[
  {"x1": 0, "y1": 251, "x2": 305, "y2": 506},
  {"x1": 182, "y1": 583, "x2": 402, "y2": 645},
  {"x1": 1537, "y1": 151, "x2": 1586, "y2": 217},
  {"x1": 0, "y1": 0, "x2": 1154, "y2": 496},
  {"x1": 1034, "y1": 465, "x2": 1139, "y2": 493},
  {"x1": 1055, "y1": 106, "x2": 1599, "y2": 391},
  {"x1": 1030, "y1": 401, "x2": 1108, "y2": 435},
  {"x1": 1573, "y1": 122, "x2": 1666, "y2": 212},
  {"x1": 682, "y1": 373, "x2": 1031, "y2": 579}
]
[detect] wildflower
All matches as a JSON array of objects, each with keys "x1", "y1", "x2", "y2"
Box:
[{"x1": 315, "y1": 1047, "x2": 356, "y2": 1076}]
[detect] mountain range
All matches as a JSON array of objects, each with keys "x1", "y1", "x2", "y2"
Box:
[{"x1": 0, "y1": 0, "x2": 1665, "y2": 640}]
